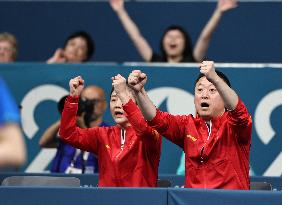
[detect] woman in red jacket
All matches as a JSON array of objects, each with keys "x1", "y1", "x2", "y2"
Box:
[{"x1": 59, "y1": 75, "x2": 161, "y2": 187}]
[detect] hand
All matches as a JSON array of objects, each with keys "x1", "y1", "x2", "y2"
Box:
[
  {"x1": 128, "y1": 70, "x2": 147, "y2": 92},
  {"x1": 109, "y1": 0, "x2": 124, "y2": 12},
  {"x1": 69, "y1": 76, "x2": 84, "y2": 97},
  {"x1": 217, "y1": 0, "x2": 237, "y2": 12},
  {"x1": 111, "y1": 74, "x2": 127, "y2": 96},
  {"x1": 199, "y1": 61, "x2": 217, "y2": 82},
  {"x1": 47, "y1": 48, "x2": 66, "y2": 64}
]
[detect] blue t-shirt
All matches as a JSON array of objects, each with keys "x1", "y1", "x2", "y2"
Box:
[
  {"x1": 50, "y1": 122, "x2": 108, "y2": 173},
  {"x1": 0, "y1": 78, "x2": 20, "y2": 124}
]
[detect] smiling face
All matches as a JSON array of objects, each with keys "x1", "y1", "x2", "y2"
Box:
[
  {"x1": 64, "y1": 37, "x2": 88, "y2": 63},
  {"x1": 162, "y1": 29, "x2": 186, "y2": 58},
  {"x1": 0, "y1": 40, "x2": 15, "y2": 62},
  {"x1": 194, "y1": 77, "x2": 225, "y2": 121}
]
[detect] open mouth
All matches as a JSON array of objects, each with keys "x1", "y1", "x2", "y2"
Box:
[
  {"x1": 114, "y1": 111, "x2": 124, "y2": 117},
  {"x1": 201, "y1": 102, "x2": 209, "y2": 108},
  {"x1": 169, "y1": 44, "x2": 177, "y2": 49}
]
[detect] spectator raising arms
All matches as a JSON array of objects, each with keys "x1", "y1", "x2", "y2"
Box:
[
  {"x1": 39, "y1": 85, "x2": 108, "y2": 174},
  {"x1": 110, "y1": 0, "x2": 237, "y2": 63}
]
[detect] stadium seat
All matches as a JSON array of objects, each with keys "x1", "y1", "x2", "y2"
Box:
[
  {"x1": 250, "y1": 182, "x2": 272, "y2": 190},
  {"x1": 157, "y1": 179, "x2": 172, "y2": 187},
  {"x1": 1, "y1": 176, "x2": 80, "y2": 187}
]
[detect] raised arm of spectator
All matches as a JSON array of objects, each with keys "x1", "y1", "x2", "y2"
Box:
[
  {"x1": 193, "y1": 0, "x2": 237, "y2": 62},
  {"x1": 200, "y1": 61, "x2": 238, "y2": 110},
  {"x1": 109, "y1": 0, "x2": 153, "y2": 62},
  {"x1": 39, "y1": 120, "x2": 60, "y2": 148}
]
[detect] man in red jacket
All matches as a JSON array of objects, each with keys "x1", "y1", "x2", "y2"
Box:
[
  {"x1": 59, "y1": 75, "x2": 161, "y2": 187},
  {"x1": 127, "y1": 61, "x2": 252, "y2": 190}
]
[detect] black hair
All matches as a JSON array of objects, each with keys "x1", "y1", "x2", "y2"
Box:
[
  {"x1": 160, "y1": 25, "x2": 195, "y2": 62},
  {"x1": 194, "y1": 70, "x2": 232, "y2": 88},
  {"x1": 63, "y1": 31, "x2": 95, "y2": 61},
  {"x1": 110, "y1": 86, "x2": 114, "y2": 98},
  {"x1": 57, "y1": 95, "x2": 68, "y2": 114}
]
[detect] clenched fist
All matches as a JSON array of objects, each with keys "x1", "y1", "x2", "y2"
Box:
[{"x1": 69, "y1": 76, "x2": 84, "y2": 97}]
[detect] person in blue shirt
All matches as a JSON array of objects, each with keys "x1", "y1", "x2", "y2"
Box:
[
  {"x1": 39, "y1": 85, "x2": 108, "y2": 173},
  {"x1": 0, "y1": 77, "x2": 26, "y2": 168}
]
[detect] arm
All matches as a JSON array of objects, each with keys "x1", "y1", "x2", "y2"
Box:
[
  {"x1": 0, "y1": 124, "x2": 26, "y2": 168},
  {"x1": 112, "y1": 74, "x2": 161, "y2": 156},
  {"x1": 200, "y1": 61, "x2": 238, "y2": 110},
  {"x1": 193, "y1": 0, "x2": 237, "y2": 62},
  {"x1": 59, "y1": 76, "x2": 99, "y2": 154},
  {"x1": 112, "y1": 74, "x2": 157, "y2": 137},
  {"x1": 127, "y1": 70, "x2": 156, "y2": 120},
  {"x1": 127, "y1": 71, "x2": 186, "y2": 147},
  {"x1": 38, "y1": 120, "x2": 60, "y2": 148},
  {"x1": 109, "y1": 0, "x2": 153, "y2": 62},
  {"x1": 201, "y1": 61, "x2": 251, "y2": 143}
]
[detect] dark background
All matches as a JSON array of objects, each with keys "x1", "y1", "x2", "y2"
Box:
[{"x1": 0, "y1": 1, "x2": 281, "y2": 63}]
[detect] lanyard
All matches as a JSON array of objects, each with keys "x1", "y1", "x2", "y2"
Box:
[
  {"x1": 120, "y1": 129, "x2": 126, "y2": 149},
  {"x1": 70, "y1": 149, "x2": 89, "y2": 166},
  {"x1": 206, "y1": 120, "x2": 212, "y2": 141}
]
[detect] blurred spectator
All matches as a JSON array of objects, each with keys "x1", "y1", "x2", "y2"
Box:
[
  {"x1": 110, "y1": 0, "x2": 237, "y2": 63},
  {"x1": 0, "y1": 77, "x2": 26, "y2": 168},
  {"x1": 39, "y1": 85, "x2": 108, "y2": 173},
  {"x1": 47, "y1": 31, "x2": 95, "y2": 63},
  {"x1": 0, "y1": 32, "x2": 18, "y2": 63}
]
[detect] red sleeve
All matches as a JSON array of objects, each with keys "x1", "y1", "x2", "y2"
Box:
[
  {"x1": 148, "y1": 108, "x2": 187, "y2": 148},
  {"x1": 227, "y1": 98, "x2": 252, "y2": 144},
  {"x1": 123, "y1": 99, "x2": 161, "y2": 156},
  {"x1": 59, "y1": 96, "x2": 100, "y2": 155}
]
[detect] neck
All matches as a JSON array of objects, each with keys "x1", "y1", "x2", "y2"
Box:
[
  {"x1": 89, "y1": 116, "x2": 103, "y2": 128},
  {"x1": 167, "y1": 55, "x2": 183, "y2": 63},
  {"x1": 118, "y1": 122, "x2": 131, "y2": 130}
]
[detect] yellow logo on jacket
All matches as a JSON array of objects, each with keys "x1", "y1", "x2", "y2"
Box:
[
  {"x1": 187, "y1": 134, "x2": 197, "y2": 142},
  {"x1": 152, "y1": 129, "x2": 160, "y2": 140},
  {"x1": 105, "y1": 144, "x2": 110, "y2": 149}
]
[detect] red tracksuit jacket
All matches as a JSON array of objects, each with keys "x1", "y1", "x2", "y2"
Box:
[
  {"x1": 60, "y1": 96, "x2": 161, "y2": 187},
  {"x1": 149, "y1": 99, "x2": 252, "y2": 189}
]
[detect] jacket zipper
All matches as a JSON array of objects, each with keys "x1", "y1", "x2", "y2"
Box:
[
  {"x1": 114, "y1": 128, "x2": 126, "y2": 186},
  {"x1": 200, "y1": 120, "x2": 212, "y2": 189}
]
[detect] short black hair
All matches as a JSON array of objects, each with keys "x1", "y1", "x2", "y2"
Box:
[
  {"x1": 195, "y1": 70, "x2": 231, "y2": 88},
  {"x1": 63, "y1": 31, "x2": 95, "y2": 61},
  {"x1": 57, "y1": 95, "x2": 68, "y2": 114}
]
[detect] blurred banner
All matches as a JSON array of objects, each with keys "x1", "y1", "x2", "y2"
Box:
[{"x1": 0, "y1": 63, "x2": 282, "y2": 176}]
